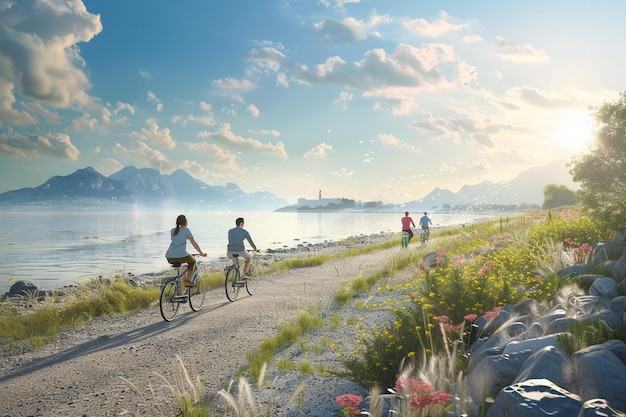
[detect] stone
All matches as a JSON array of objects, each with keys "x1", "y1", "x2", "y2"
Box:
[
  {"x1": 578, "y1": 310, "x2": 624, "y2": 333},
  {"x1": 609, "y1": 296, "x2": 626, "y2": 321},
  {"x1": 502, "y1": 333, "x2": 572, "y2": 357},
  {"x1": 561, "y1": 263, "x2": 591, "y2": 278},
  {"x1": 611, "y1": 249, "x2": 626, "y2": 283},
  {"x1": 515, "y1": 298, "x2": 548, "y2": 317},
  {"x1": 487, "y1": 378, "x2": 582, "y2": 417},
  {"x1": 535, "y1": 308, "x2": 567, "y2": 331},
  {"x1": 573, "y1": 340, "x2": 626, "y2": 368},
  {"x1": 578, "y1": 398, "x2": 626, "y2": 417},
  {"x1": 573, "y1": 348, "x2": 626, "y2": 412},
  {"x1": 7, "y1": 280, "x2": 40, "y2": 297},
  {"x1": 513, "y1": 346, "x2": 572, "y2": 391},
  {"x1": 588, "y1": 278, "x2": 619, "y2": 299},
  {"x1": 571, "y1": 295, "x2": 609, "y2": 316},
  {"x1": 546, "y1": 317, "x2": 578, "y2": 335},
  {"x1": 465, "y1": 350, "x2": 535, "y2": 417},
  {"x1": 519, "y1": 322, "x2": 546, "y2": 339}
]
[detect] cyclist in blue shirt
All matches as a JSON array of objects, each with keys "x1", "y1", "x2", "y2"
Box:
[
  {"x1": 419, "y1": 212, "x2": 432, "y2": 234},
  {"x1": 227, "y1": 217, "x2": 258, "y2": 276}
]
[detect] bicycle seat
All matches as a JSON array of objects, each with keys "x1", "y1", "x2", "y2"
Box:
[
  {"x1": 170, "y1": 262, "x2": 182, "y2": 267},
  {"x1": 231, "y1": 254, "x2": 240, "y2": 258}
]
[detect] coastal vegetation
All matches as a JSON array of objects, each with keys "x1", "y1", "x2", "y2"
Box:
[{"x1": 182, "y1": 207, "x2": 609, "y2": 416}]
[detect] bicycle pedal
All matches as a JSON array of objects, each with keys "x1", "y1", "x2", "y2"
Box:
[
  {"x1": 173, "y1": 295, "x2": 188, "y2": 302},
  {"x1": 234, "y1": 282, "x2": 246, "y2": 287}
]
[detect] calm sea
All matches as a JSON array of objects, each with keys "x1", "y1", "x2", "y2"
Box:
[{"x1": 0, "y1": 206, "x2": 492, "y2": 293}]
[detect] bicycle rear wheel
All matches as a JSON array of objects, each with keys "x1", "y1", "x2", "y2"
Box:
[
  {"x1": 225, "y1": 267, "x2": 240, "y2": 302},
  {"x1": 159, "y1": 281, "x2": 180, "y2": 322},
  {"x1": 189, "y1": 273, "x2": 206, "y2": 311},
  {"x1": 245, "y1": 262, "x2": 259, "y2": 295}
]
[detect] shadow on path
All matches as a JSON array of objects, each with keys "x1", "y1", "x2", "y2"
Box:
[{"x1": 0, "y1": 300, "x2": 230, "y2": 383}]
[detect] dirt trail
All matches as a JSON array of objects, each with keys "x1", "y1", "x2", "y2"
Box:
[{"x1": 0, "y1": 248, "x2": 397, "y2": 417}]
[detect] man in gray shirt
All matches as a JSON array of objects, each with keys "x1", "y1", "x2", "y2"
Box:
[{"x1": 227, "y1": 217, "x2": 258, "y2": 276}]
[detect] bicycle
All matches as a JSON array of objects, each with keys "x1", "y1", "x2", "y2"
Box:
[
  {"x1": 421, "y1": 228, "x2": 430, "y2": 246},
  {"x1": 159, "y1": 254, "x2": 206, "y2": 321},
  {"x1": 224, "y1": 251, "x2": 259, "y2": 302}
]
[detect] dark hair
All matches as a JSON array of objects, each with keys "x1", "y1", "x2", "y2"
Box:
[
  {"x1": 173, "y1": 214, "x2": 187, "y2": 235},
  {"x1": 236, "y1": 217, "x2": 244, "y2": 226},
  {"x1": 405, "y1": 211, "x2": 409, "y2": 216}
]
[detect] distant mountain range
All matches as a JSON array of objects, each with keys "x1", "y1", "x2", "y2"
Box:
[
  {"x1": 408, "y1": 161, "x2": 577, "y2": 210},
  {"x1": 0, "y1": 161, "x2": 576, "y2": 211},
  {"x1": 0, "y1": 166, "x2": 289, "y2": 211},
  {"x1": 277, "y1": 161, "x2": 576, "y2": 212}
]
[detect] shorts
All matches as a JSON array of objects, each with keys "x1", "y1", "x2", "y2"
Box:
[
  {"x1": 227, "y1": 250, "x2": 251, "y2": 261},
  {"x1": 167, "y1": 254, "x2": 196, "y2": 272}
]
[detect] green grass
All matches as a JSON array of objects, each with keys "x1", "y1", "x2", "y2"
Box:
[{"x1": 0, "y1": 277, "x2": 160, "y2": 349}]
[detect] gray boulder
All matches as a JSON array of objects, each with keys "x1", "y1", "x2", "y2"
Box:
[
  {"x1": 513, "y1": 346, "x2": 572, "y2": 390},
  {"x1": 487, "y1": 378, "x2": 582, "y2": 417},
  {"x1": 573, "y1": 348, "x2": 626, "y2": 412},
  {"x1": 611, "y1": 249, "x2": 626, "y2": 283},
  {"x1": 588, "y1": 278, "x2": 619, "y2": 299},
  {"x1": 571, "y1": 295, "x2": 609, "y2": 316},
  {"x1": 465, "y1": 350, "x2": 535, "y2": 417},
  {"x1": 502, "y1": 333, "x2": 572, "y2": 357},
  {"x1": 578, "y1": 399, "x2": 626, "y2": 417},
  {"x1": 6, "y1": 280, "x2": 40, "y2": 297}
]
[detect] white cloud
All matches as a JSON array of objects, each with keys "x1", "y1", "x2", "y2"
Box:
[
  {"x1": 212, "y1": 77, "x2": 256, "y2": 93},
  {"x1": 304, "y1": 143, "x2": 333, "y2": 159},
  {"x1": 376, "y1": 133, "x2": 420, "y2": 153},
  {"x1": 495, "y1": 36, "x2": 550, "y2": 64},
  {"x1": 0, "y1": 0, "x2": 102, "y2": 108},
  {"x1": 113, "y1": 141, "x2": 173, "y2": 172},
  {"x1": 0, "y1": 82, "x2": 37, "y2": 126},
  {"x1": 247, "y1": 103, "x2": 260, "y2": 118},
  {"x1": 130, "y1": 118, "x2": 176, "y2": 148},
  {"x1": 180, "y1": 159, "x2": 225, "y2": 180},
  {"x1": 411, "y1": 113, "x2": 496, "y2": 147},
  {"x1": 403, "y1": 11, "x2": 467, "y2": 38},
  {"x1": 0, "y1": 131, "x2": 79, "y2": 159},
  {"x1": 181, "y1": 142, "x2": 239, "y2": 169},
  {"x1": 147, "y1": 91, "x2": 164, "y2": 112},
  {"x1": 463, "y1": 34, "x2": 483, "y2": 43},
  {"x1": 333, "y1": 91, "x2": 353, "y2": 109},
  {"x1": 198, "y1": 123, "x2": 288, "y2": 158},
  {"x1": 246, "y1": 47, "x2": 287, "y2": 72}
]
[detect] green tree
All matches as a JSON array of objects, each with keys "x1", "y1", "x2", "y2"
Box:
[
  {"x1": 542, "y1": 184, "x2": 578, "y2": 209},
  {"x1": 570, "y1": 92, "x2": 626, "y2": 230}
]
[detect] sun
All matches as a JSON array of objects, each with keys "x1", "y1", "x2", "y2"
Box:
[{"x1": 552, "y1": 110, "x2": 596, "y2": 154}]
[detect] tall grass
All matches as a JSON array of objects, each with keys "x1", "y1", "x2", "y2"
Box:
[{"x1": 0, "y1": 277, "x2": 160, "y2": 349}]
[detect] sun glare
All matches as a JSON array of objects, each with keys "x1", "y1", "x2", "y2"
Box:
[{"x1": 552, "y1": 111, "x2": 596, "y2": 154}]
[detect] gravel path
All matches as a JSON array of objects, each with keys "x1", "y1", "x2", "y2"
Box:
[{"x1": 0, "y1": 243, "x2": 404, "y2": 417}]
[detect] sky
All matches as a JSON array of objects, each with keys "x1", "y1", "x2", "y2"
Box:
[{"x1": 0, "y1": 0, "x2": 623, "y2": 204}]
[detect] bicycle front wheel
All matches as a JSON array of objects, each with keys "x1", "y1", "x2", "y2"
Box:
[
  {"x1": 225, "y1": 267, "x2": 240, "y2": 302},
  {"x1": 159, "y1": 281, "x2": 180, "y2": 322},
  {"x1": 189, "y1": 273, "x2": 206, "y2": 311},
  {"x1": 245, "y1": 263, "x2": 259, "y2": 295}
]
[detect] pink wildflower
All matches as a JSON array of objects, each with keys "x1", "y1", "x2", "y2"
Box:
[
  {"x1": 395, "y1": 376, "x2": 432, "y2": 394},
  {"x1": 436, "y1": 315, "x2": 450, "y2": 324},
  {"x1": 443, "y1": 323, "x2": 462, "y2": 333},
  {"x1": 464, "y1": 313, "x2": 478, "y2": 322},
  {"x1": 335, "y1": 394, "x2": 362, "y2": 416},
  {"x1": 484, "y1": 306, "x2": 502, "y2": 321}
]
